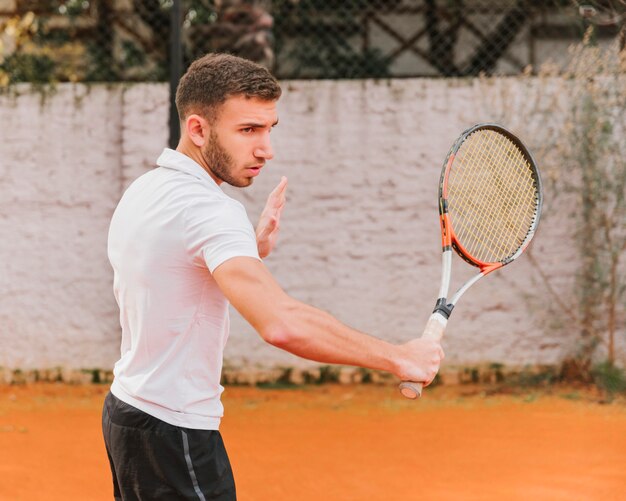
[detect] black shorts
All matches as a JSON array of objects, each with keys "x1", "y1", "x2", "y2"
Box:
[{"x1": 102, "y1": 392, "x2": 236, "y2": 501}]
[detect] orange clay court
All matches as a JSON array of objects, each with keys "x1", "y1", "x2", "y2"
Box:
[{"x1": 1, "y1": 383, "x2": 625, "y2": 501}]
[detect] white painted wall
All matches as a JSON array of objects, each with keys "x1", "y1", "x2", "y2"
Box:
[
  {"x1": 0, "y1": 84, "x2": 168, "y2": 369},
  {"x1": 0, "y1": 79, "x2": 622, "y2": 373}
]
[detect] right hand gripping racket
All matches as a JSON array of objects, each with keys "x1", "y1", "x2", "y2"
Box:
[{"x1": 399, "y1": 124, "x2": 543, "y2": 399}]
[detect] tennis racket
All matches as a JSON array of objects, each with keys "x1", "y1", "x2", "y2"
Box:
[{"x1": 399, "y1": 123, "x2": 543, "y2": 399}]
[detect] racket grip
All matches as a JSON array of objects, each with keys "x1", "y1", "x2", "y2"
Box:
[{"x1": 399, "y1": 313, "x2": 447, "y2": 399}]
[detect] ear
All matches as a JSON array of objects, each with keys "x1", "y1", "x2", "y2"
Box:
[{"x1": 185, "y1": 114, "x2": 210, "y2": 147}]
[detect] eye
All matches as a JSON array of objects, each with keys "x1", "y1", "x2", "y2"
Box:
[{"x1": 241, "y1": 127, "x2": 255, "y2": 134}]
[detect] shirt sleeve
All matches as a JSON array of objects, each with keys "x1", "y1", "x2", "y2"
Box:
[{"x1": 183, "y1": 196, "x2": 260, "y2": 273}]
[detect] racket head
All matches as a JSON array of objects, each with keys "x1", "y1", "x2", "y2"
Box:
[{"x1": 439, "y1": 124, "x2": 542, "y2": 271}]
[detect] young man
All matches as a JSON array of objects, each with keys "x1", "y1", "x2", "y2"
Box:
[{"x1": 103, "y1": 53, "x2": 444, "y2": 500}]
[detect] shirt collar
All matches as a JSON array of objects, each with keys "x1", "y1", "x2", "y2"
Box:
[{"x1": 156, "y1": 148, "x2": 221, "y2": 190}]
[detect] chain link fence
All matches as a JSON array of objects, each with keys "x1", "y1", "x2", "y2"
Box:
[
  {"x1": 1, "y1": 0, "x2": 624, "y2": 86},
  {"x1": 273, "y1": 0, "x2": 624, "y2": 78}
]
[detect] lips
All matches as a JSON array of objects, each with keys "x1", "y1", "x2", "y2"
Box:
[{"x1": 247, "y1": 165, "x2": 263, "y2": 176}]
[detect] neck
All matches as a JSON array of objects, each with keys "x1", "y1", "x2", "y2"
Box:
[{"x1": 175, "y1": 138, "x2": 222, "y2": 185}]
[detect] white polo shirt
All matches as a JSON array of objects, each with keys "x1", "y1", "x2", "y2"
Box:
[{"x1": 108, "y1": 148, "x2": 260, "y2": 430}]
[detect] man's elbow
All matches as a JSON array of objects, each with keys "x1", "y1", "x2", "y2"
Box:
[{"x1": 260, "y1": 323, "x2": 298, "y2": 349}]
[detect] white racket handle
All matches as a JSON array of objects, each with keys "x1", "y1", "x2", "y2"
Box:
[{"x1": 399, "y1": 313, "x2": 447, "y2": 399}]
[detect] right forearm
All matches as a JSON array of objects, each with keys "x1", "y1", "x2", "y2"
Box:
[
  {"x1": 213, "y1": 257, "x2": 443, "y2": 383},
  {"x1": 264, "y1": 299, "x2": 401, "y2": 376}
]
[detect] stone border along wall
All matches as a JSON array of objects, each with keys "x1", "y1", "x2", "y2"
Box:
[{"x1": 0, "y1": 364, "x2": 563, "y2": 389}]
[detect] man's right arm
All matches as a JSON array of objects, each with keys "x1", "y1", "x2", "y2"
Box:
[{"x1": 212, "y1": 257, "x2": 444, "y2": 385}]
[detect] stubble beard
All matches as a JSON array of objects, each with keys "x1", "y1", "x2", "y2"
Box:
[{"x1": 202, "y1": 130, "x2": 252, "y2": 188}]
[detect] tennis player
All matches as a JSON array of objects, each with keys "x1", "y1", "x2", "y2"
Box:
[{"x1": 102, "y1": 53, "x2": 444, "y2": 500}]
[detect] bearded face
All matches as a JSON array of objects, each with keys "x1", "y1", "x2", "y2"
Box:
[{"x1": 201, "y1": 130, "x2": 250, "y2": 187}]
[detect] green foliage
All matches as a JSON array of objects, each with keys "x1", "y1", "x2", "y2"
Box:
[
  {"x1": 0, "y1": 53, "x2": 56, "y2": 84},
  {"x1": 517, "y1": 28, "x2": 626, "y2": 368},
  {"x1": 489, "y1": 363, "x2": 505, "y2": 383},
  {"x1": 592, "y1": 361, "x2": 626, "y2": 396},
  {"x1": 316, "y1": 365, "x2": 341, "y2": 384},
  {"x1": 564, "y1": 32, "x2": 626, "y2": 364},
  {"x1": 429, "y1": 373, "x2": 442, "y2": 388},
  {"x1": 259, "y1": 367, "x2": 302, "y2": 388},
  {"x1": 60, "y1": 0, "x2": 92, "y2": 17},
  {"x1": 497, "y1": 365, "x2": 559, "y2": 388},
  {"x1": 464, "y1": 367, "x2": 480, "y2": 384},
  {"x1": 560, "y1": 392, "x2": 582, "y2": 400},
  {"x1": 358, "y1": 368, "x2": 373, "y2": 383},
  {"x1": 0, "y1": 13, "x2": 87, "y2": 86}
]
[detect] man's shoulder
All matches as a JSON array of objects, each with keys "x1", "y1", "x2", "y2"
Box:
[
  {"x1": 126, "y1": 166, "x2": 249, "y2": 221},
  {"x1": 184, "y1": 190, "x2": 247, "y2": 221},
  {"x1": 132, "y1": 167, "x2": 221, "y2": 198}
]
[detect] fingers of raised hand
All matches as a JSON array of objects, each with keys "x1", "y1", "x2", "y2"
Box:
[{"x1": 269, "y1": 176, "x2": 288, "y2": 206}]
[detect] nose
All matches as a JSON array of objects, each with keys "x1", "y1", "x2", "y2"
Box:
[{"x1": 254, "y1": 133, "x2": 274, "y2": 161}]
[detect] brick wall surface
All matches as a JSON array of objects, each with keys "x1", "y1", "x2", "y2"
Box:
[{"x1": 0, "y1": 79, "x2": 622, "y2": 372}]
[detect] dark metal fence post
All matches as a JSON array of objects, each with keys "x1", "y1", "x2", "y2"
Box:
[{"x1": 169, "y1": 0, "x2": 183, "y2": 149}]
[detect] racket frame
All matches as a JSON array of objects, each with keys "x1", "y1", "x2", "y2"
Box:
[
  {"x1": 433, "y1": 123, "x2": 542, "y2": 319},
  {"x1": 399, "y1": 123, "x2": 542, "y2": 399}
]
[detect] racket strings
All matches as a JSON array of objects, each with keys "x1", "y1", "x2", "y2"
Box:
[
  {"x1": 447, "y1": 130, "x2": 539, "y2": 263},
  {"x1": 453, "y1": 136, "x2": 536, "y2": 260},
  {"x1": 454, "y1": 141, "x2": 536, "y2": 261},
  {"x1": 465, "y1": 138, "x2": 535, "y2": 249}
]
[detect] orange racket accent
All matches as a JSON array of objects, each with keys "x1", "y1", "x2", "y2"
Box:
[
  {"x1": 479, "y1": 262, "x2": 503, "y2": 275},
  {"x1": 440, "y1": 213, "x2": 452, "y2": 248},
  {"x1": 450, "y1": 236, "x2": 505, "y2": 272}
]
